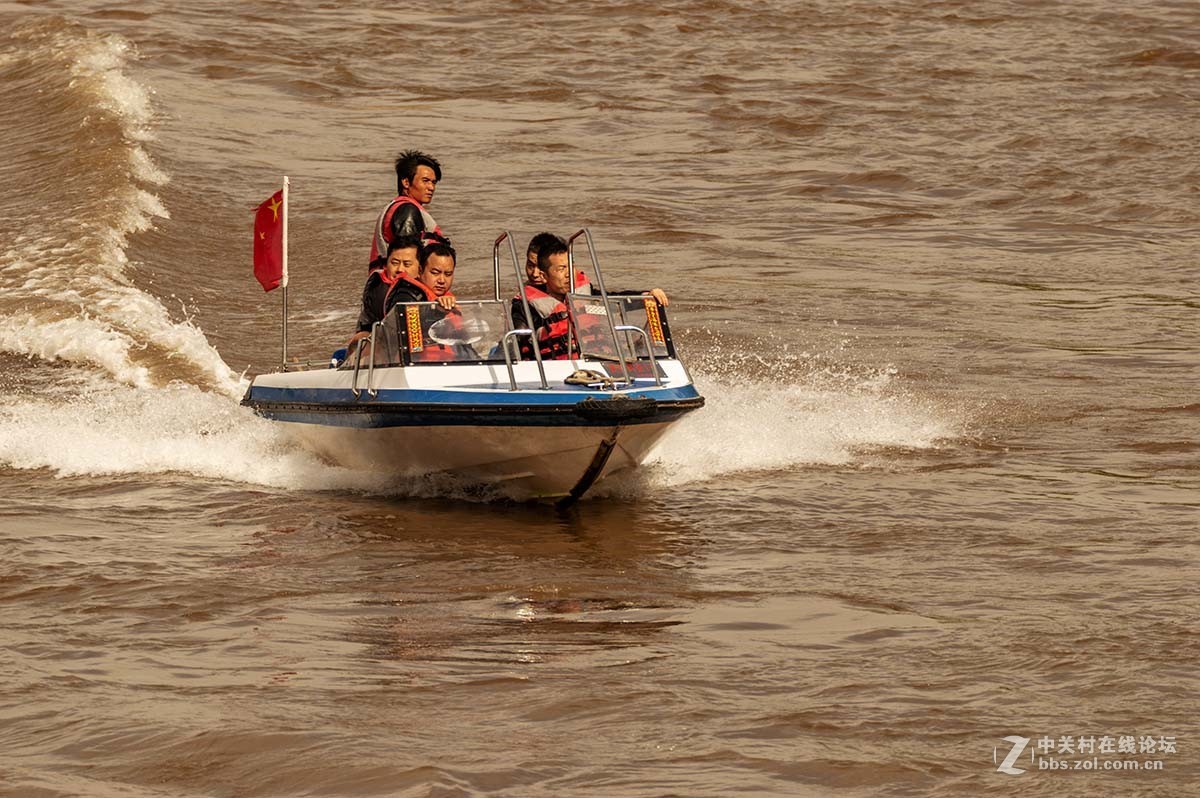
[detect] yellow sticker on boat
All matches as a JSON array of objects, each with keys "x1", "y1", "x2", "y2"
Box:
[
  {"x1": 405, "y1": 305, "x2": 423, "y2": 352},
  {"x1": 644, "y1": 298, "x2": 665, "y2": 346}
]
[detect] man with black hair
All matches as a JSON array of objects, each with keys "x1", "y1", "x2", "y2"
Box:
[
  {"x1": 402, "y1": 242, "x2": 466, "y2": 362},
  {"x1": 522, "y1": 231, "x2": 563, "y2": 289},
  {"x1": 368, "y1": 149, "x2": 448, "y2": 267}
]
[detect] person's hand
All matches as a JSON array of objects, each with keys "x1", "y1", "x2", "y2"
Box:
[
  {"x1": 645, "y1": 288, "x2": 669, "y2": 307},
  {"x1": 436, "y1": 295, "x2": 457, "y2": 311},
  {"x1": 345, "y1": 330, "x2": 370, "y2": 355}
]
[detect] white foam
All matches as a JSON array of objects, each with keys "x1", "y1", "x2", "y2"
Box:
[
  {"x1": 0, "y1": 264, "x2": 237, "y2": 394},
  {"x1": 0, "y1": 28, "x2": 234, "y2": 394},
  {"x1": 130, "y1": 145, "x2": 169, "y2": 186},
  {"x1": 627, "y1": 365, "x2": 956, "y2": 489},
  {"x1": 91, "y1": 286, "x2": 242, "y2": 396},
  {"x1": 0, "y1": 380, "x2": 383, "y2": 492},
  {"x1": 0, "y1": 314, "x2": 153, "y2": 389},
  {"x1": 68, "y1": 33, "x2": 155, "y2": 139}
]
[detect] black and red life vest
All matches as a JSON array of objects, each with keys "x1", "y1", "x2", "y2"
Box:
[
  {"x1": 519, "y1": 275, "x2": 608, "y2": 360},
  {"x1": 379, "y1": 273, "x2": 466, "y2": 362},
  {"x1": 383, "y1": 270, "x2": 438, "y2": 304},
  {"x1": 369, "y1": 195, "x2": 444, "y2": 265}
]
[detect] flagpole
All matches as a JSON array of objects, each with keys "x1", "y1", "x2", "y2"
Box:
[{"x1": 281, "y1": 175, "x2": 290, "y2": 370}]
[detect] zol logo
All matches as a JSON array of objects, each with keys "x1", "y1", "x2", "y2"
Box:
[{"x1": 994, "y1": 736, "x2": 1030, "y2": 775}]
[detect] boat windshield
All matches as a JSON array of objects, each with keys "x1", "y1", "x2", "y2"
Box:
[
  {"x1": 566, "y1": 293, "x2": 672, "y2": 362},
  {"x1": 355, "y1": 295, "x2": 674, "y2": 368},
  {"x1": 361, "y1": 301, "x2": 514, "y2": 366}
]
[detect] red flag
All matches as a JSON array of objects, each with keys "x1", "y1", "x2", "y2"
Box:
[{"x1": 253, "y1": 189, "x2": 285, "y2": 292}]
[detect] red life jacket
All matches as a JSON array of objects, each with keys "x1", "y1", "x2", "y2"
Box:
[
  {"x1": 387, "y1": 276, "x2": 463, "y2": 362},
  {"x1": 521, "y1": 277, "x2": 608, "y2": 360},
  {"x1": 369, "y1": 195, "x2": 444, "y2": 265},
  {"x1": 382, "y1": 270, "x2": 438, "y2": 307},
  {"x1": 512, "y1": 271, "x2": 592, "y2": 326}
]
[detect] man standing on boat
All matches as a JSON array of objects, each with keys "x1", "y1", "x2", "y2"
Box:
[{"x1": 369, "y1": 150, "x2": 447, "y2": 267}]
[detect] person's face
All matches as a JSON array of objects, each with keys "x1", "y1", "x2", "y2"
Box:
[
  {"x1": 542, "y1": 252, "x2": 571, "y2": 298},
  {"x1": 385, "y1": 246, "x2": 418, "y2": 279},
  {"x1": 419, "y1": 253, "x2": 455, "y2": 296},
  {"x1": 401, "y1": 165, "x2": 437, "y2": 205},
  {"x1": 525, "y1": 249, "x2": 546, "y2": 286}
]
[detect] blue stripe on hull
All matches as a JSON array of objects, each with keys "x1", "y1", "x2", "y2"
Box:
[
  {"x1": 247, "y1": 384, "x2": 701, "y2": 406},
  {"x1": 254, "y1": 407, "x2": 699, "y2": 429}
]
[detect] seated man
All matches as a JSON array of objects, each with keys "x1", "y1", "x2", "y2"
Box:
[
  {"x1": 403, "y1": 243, "x2": 471, "y2": 362},
  {"x1": 346, "y1": 235, "x2": 431, "y2": 355},
  {"x1": 512, "y1": 235, "x2": 668, "y2": 360},
  {"x1": 510, "y1": 231, "x2": 561, "y2": 332}
]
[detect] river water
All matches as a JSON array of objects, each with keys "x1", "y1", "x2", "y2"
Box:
[{"x1": 1, "y1": 1, "x2": 1197, "y2": 796}]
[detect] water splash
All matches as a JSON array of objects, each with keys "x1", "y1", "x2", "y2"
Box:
[
  {"x1": 0, "y1": 20, "x2": 237, "y2": 394},
  {"x1": 0, "y1": 351, "x2": 956, "y2": 499}
]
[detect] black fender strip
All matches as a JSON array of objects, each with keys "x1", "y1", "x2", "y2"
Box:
[{"x1": 556, "y1": 428, "x2": 621, "y2": 510}]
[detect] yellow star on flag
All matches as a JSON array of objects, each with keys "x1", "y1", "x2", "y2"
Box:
[{"x1": 268, "y1": 197, "x2": 282, "y2": 221}]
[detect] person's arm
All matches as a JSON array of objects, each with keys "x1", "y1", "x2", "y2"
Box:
[
  {"x1": 588, "y1": 285, "x2": 670, "y2": 307},
  {"x1": 388, "y1": 203, "x2": 425, "y2": 241},
  {"x1": 356, "y1": 275, "x2": 379, "y2": 332},
  {"x1": 511, "y1": 297, "x2": 539, "y2": 330}
]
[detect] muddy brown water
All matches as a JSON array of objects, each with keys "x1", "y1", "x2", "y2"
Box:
[{"x1": 1, "y1": 2, "x2": 1197, "y2": 795}]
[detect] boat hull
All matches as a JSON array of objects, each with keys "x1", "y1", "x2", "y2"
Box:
[
  {"x1": 279, "y1": 418, "x2": 676, "y2": 498},
  {"x1": 243, "y1": 359, "x2": 702, "y2": 500}
]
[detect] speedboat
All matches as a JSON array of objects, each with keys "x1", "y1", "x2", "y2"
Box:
[{"x1": 241, "y1": 230, "x2": 705, "y2": 505}]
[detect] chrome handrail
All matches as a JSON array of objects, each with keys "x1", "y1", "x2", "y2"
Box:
[
  {"x1": 350, "y1": 325, "x2": 380, "y2": 399},
  {"x1": 500, "y1": 329, "x2": 545, "y2": 391},
  {"x1": 612, "y1": 325, "x2": 662, "y2": 386},
  {"x1": 567, "y1": 228, "x2": 631, "y2": 387},
  {"x1": 366, "y1": 322, "x2": 379, "y2": 397},
  {"x1": 350, "y1": 338, "x2": 366, "y2": 398},
  {"x1": 495, "y1": 231, "x2": 549, "y2": 390},
  {"x1": 490, "y1": 232, "x2": 503, "y2": 302}
]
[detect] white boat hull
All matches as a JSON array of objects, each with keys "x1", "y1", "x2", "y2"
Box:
[
  {"x1": 245, "y1": 359, "x2": 701, "y2": 501},
  {"x1": 285, "y1": 419, "x2": 675, "y2": 498}
]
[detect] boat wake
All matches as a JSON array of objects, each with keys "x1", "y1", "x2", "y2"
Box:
[
  {"x1": 0, "y1": 357, "x2": 955, "y2": 499},
  {"x1": 597, "y1": 354, "x2": 956, "y2": 497},
  {"x1": 0, "y1": 16, "x2": 956, "y2": 500},
  {"x1": 0, "y1": 17, "x2": 238, "y2": 395}
]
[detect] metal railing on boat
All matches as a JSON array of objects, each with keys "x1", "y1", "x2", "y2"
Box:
[
  {"x1": 341, "y1": 228, "x2": 666, "y2": 398},
  {"x1": 567, "y1": 228, "x2": 632, "y2": 388},
  {"x1": 495, "y1": 231, "x2": 550, "y2": 391},
  {"x1": 612, "y1": 325, "x2": 662, "y2": 386},
  {"x1": 350, "y1": 323, "x2": 380, "y2": 398}
]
